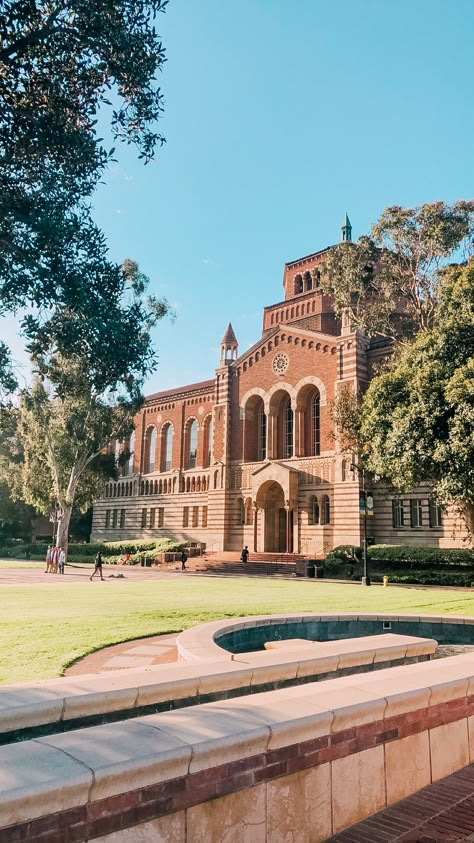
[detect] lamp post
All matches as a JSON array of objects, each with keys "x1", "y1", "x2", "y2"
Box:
[{"x1": 350, "y1": 463, "x2": 370, "y2": 586}]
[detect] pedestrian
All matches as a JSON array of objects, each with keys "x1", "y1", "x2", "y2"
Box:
[
  {"x1": 241, "y1": 545, "x2": 249, "y2": 564},
  {"x1": 90, "y1": 551, "x2": 104, "y2": 581},
  {"x1": 51, "y1": 546, "x2": 58, "y2": 574},
  {"x1": 58, "y1": 547, "x2": 66, "y2": 575},
  {"x1": 180, "y1": 549, "x2": 188, "y2": 571},
  {"x1": 44, "y1": 545, "x2": 52, "y2": 573}
]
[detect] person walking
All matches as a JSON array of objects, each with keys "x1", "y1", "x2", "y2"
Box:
[
  {"x1": 180, "y1": 549, "x2": 188, "y2": 571},
  {"x1": 44, "y1": 545, "x2": 52, "y2": 573},
  {"x1": 90, "y1": 551, "x2": 104, "y2": 581},
  {"x1": 241, "y1": 546, "x2": 249, "y2": 564},
  {"x1": 58, "y1": 547, "x2": 66, "y2": 575}
]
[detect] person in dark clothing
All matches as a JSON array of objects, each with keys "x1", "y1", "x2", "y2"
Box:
[
  {"x1": 241, "y1": 546, "x2": 249, "y2": 564},
  {"x1": 180, "y1": 550, "x2": 188, "y2": 571},
  {"x1": 90, "y1": 551, "x2": 104, "y2": 581}
]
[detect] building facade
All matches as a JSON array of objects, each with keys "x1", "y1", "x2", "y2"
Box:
[{"x1": 92, "y1": 222, "x2": 467, "y2": 553}]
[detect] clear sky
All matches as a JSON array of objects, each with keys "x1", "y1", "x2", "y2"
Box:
[{"x1": 7, "y1": 0, "x2": 474, "y2": 393}]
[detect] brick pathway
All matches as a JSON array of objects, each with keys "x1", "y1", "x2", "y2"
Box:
[
  {"x1": 330, "y1": 764, "x2": 474, "y2": 842},
  {"x1": 65, "y1": 632, "x2": 179, "y2": 675}
]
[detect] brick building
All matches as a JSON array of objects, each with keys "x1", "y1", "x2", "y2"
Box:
[{"x1": 92, "y1": 219, "x2": 467, "y2": 553}]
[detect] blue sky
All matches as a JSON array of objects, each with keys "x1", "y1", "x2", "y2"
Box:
[{"x1": 7, "y1": 0, "x2": 474, "y2": 393}]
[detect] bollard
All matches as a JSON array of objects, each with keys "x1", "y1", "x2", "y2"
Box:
[{"x1": 383, "y1": 575, "x2": 389, "y2": 587}]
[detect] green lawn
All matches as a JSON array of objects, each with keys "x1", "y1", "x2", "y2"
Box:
[{"x1": 4, "y1": 577, "x2": 474, "y2": 685}]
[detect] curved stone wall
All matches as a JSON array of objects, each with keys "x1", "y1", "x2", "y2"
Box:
[{"x1": 176, "y1": 612, "x2": 474, "y2": 662}]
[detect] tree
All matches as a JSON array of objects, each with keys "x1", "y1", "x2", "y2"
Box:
[
  {"x1": 359, "y1": 260, "x2": 474, "y2": 538},
  {"x1": 0, "y1": 0, "x2": 168, "y2": 311},
  {"x1": 320, "y1": 201, "x2": 474, "y2": 341},
  {"x1": 0, "y1": 261, "x2": 169, "y2": 552}
]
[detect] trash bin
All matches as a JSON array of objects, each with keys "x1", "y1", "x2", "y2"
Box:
[
  {"x1": 306, "y1": 563, "x2": 315, "y2": 578},
  {"x1": 383, "y1": 575, "x2": 389, "y2": 587}
]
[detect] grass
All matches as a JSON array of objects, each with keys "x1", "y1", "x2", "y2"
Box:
[{"x1": 4, "y1": 576, "x2": 474, "y2": 685}]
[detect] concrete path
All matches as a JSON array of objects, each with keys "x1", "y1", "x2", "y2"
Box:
[
  {"x1": 65, "y1": 632, "x2": 179, "y2": 676},
  {"x1": 0, "y1": 562, "x2": 191, "y2": 585}
]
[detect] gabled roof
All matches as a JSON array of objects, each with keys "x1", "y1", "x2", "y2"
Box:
[
  {"x1": 232, "y1": 323, "x2": 342, "y2": 368},
  {"x1": 145, "y1": 379, "x2": 215, "y2": 404}
]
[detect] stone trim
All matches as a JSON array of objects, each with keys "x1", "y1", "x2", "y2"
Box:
[{"x1": 3, "y1": 693, "x2": 474, "y2": 842}]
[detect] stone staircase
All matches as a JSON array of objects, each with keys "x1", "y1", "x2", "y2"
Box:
[{"x1": 185, "y1": 550, "x2": 312, "y2": 577}]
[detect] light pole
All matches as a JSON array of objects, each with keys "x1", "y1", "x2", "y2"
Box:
[{"x1": 350, "y1": 463, "x2": 370, "y2": 586}]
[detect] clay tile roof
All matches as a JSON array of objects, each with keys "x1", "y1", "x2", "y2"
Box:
[{"x1": 221, "y1": 322, "x2": 238, "y2": 345}]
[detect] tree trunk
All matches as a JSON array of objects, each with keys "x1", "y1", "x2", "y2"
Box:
[{"x1": 56, "y1": 504, "x2": 73, "y2": 557}]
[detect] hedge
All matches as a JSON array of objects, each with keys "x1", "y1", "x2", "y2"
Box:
[{"x1": 368, "y1": 545, "x2": 474, "y2": 568}]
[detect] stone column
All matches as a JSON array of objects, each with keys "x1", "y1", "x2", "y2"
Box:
[
  {"x1": 267, "y1": 411, "x2": 277, "y2": 459},
  {"x1": 294, "y1": 408, "x2": 305, "y2": 457}
]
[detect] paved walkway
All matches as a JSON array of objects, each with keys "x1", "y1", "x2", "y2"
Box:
[
  {"x1": 0, "y1": 562, "x2": 190, "y2": 585},
  {"x1": 65, "y1": 632, "x2": 179, "y2": 675},
  {"x1": 330, "y1": 764, "x2": 474, "y2": 842}
]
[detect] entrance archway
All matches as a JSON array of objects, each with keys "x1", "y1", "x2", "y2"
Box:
[{"x1": 257, "y1": 481, "x2": 293, "y2": 553}]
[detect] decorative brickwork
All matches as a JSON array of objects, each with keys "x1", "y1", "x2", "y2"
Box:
[
  {"x1": 92, "y1": 237, "x2": 468, "y2": 552},
  {"x1": 4, "y1": 694, "x2": 474, "y2": 842}
]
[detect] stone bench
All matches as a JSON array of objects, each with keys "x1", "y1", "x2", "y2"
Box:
[
  {"x1": 0, "y1": 651, "x2": 474, "y2": 842},
  {"x1": 0, "y1": 634, "x2": 434, "y2": 742}
]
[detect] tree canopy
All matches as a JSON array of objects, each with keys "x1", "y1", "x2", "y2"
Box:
[
  {"x1": 0, "y1": 261, "x2": 167, "y2": 550},
  {"x1": 0, "y1": 0, "x2": 168, "y2": 313},
  {"x1": 360, "y1": 260, "x2": 474, "y2": 535},
  {"x1": 320, "y1": 201, "x2": 474, "y2": 341}
]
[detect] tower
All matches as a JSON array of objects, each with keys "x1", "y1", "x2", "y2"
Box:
[
  {"x1": 220, "y1": 323, "x2": 238, "y2": 363},
  {"x1": 341, "y1": 212, "x2": 352, "y2": 242}
]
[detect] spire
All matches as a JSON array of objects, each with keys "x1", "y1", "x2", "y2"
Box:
[
  {"x1": 221, "y1": 323, "x2": 237, "y2": 345},
  {"x1": 341, "y1": 212, "x2": 352, "y2": 242},
  {"x1": 220, "y1": 322, "x2": 238, "y2": 364}
]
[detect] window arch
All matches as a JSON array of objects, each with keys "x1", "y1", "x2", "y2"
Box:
[
  {"x1": 294, "y1": 274, "x2": 303, "y2": 295},
  {"x1": 161, "y1": 423, "x2": 173, "y2": 472},
  {"x1": 304, "y1": 270, "x2": 312, "y2": 291},
  {"x1": 124, "y1": 431, "x2": 135, "y2": 476},
  {"x1": 185, "y1": 419, "x2": 198, "y2": 469},
  {"x1": 310, "y1": 496, "x2": 320, "y2": 525},
  {"x1": 143, "y1": 426, "x2": 156, "y2": 473},
  {"x1": 245, "y1": 498, "x2": 253, "y2": 526},
  {"x1": 322, "y1": 495, "x2": 330, "y2": 525},
  {"x1": 311, "y1": 392, "x2": 320, "y2": 456},
  {"x1": 238, "y1": 498, "x2": 245, "y2": 525},
  {"x1": 203, "y1": 416, "x2": 213, "y2": 468}
]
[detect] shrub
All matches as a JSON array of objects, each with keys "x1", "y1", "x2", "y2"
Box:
[
  {"x1": 367, "y1": 545, "x2": 474, "y2": 569},
  {"x1": 324, "y1": 545, "x2": 362, "y2": 566}
]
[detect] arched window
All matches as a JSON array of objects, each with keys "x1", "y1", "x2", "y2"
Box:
[
  {"x1": 238, "y1": 498, "x2": 245, "y2": 525},
  {"x1": 294, "y1": 274, "x2": 303, "y2": 295},
  {"x1": 185, "y1": 419, "x2": 198, "y2": 469},
  {"x1": 258, "y1": 407, "x2": 267, "y2": 461},
  {"x1": 304, "y1": 270, "x2": 312, "y2": 291},
  {"x1": 311, "y1": 497, "x2": 320, "y2": 525},
  {"x1": 322, "y1": 495, "x2": 330, "y2": 525},
  {"x1": 214, "y1": 470, "x2": 219, "y2": 489},
  {"x1": 161, "y1": 424, "x2": 173, "y2": 472},
  {"x1": 143, "y1": 427, "x2": 156, "y2": 473},
  {"x1": 245, "y1": 498, "x2": 253, "y2": 525},
  {"x1": 312, "y1": 392, "x2": 320, "y2": 456},
  {"x1": 124, "y1": 431, "x2": 135, "y2": 476},
  {"x1": 284, "y1": 398, "x2": 293, "y2": 458},
  {"x1": 203, "y1": 417, "x2": 213, "y2": 468}
]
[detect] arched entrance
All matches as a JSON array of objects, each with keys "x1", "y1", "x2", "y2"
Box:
[{"x1": 257, "y1": 481, "x2": 293, "y2": 553}]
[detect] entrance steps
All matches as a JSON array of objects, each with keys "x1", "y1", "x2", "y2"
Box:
[{"x1": 185, "y1": 551, "x2": 314, "y2": 577}]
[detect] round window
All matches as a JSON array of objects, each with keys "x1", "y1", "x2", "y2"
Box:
[{"x1": 272, "y1": 352, "x2": 289, "y2": 375}]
